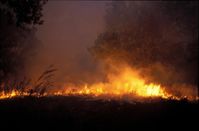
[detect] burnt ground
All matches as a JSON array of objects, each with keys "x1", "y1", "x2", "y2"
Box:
[{"x1": 0, "y1": 96, "x2": 198, "y2": 130}]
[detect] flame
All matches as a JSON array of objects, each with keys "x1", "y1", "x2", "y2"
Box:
[
  {"x1": 58, "y1": 66, "x2": 174, "y2": 99},
  {"x1": 0, "y1": 66, "x2": 197, "y2": 101},
  {"x1": 0, "y1": 90, "x2": 29, "y2": 99}
]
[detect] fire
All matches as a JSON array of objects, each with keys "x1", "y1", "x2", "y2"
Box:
[
  {"x1": 0, "y1": 90, "x2": 29, "y2": 99},
  {"x1": 58, "y1": 66, "x2": 173, "y2": 99},
  {"x1": 0, "y1": 66, "x2": 197, "y2": 101}
]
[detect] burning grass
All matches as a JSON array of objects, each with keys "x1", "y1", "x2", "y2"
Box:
[
  {"x1": 0, "y1": 65, "x2": 198, "y2": 101},
  {"x1": 54, "y1": 66, "x2": 176, "y2": 100}
]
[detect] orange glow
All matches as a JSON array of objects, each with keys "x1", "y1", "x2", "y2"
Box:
[
  {"x1": 0, "y1": 90, "x2": 28, "y2": 99},
  {"x1": 0, "y1": 66, "x2": 197, "y2": 101},
  {"x1": 57, "y1": 66, "x2": 173, "y2": 99}
]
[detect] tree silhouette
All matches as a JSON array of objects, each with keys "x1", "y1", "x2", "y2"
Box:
[
  {"x1": 90, "y1": 1, "x2": 198, "y2": 86},
  {"x1": 0, "y1": 0, "x2": 47, "y2": 84}
]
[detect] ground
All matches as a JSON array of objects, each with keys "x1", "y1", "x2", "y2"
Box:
[{"x1": 0, "y1": 96, "x2": 198, "y2": 130}]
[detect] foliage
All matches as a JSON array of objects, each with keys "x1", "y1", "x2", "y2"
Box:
[
  {"x1": 90, "y1": 1, "x2": 198, "y2": 85},
  {"x1": 0, "y1": 0, "x2": 47, "y2": 83}
]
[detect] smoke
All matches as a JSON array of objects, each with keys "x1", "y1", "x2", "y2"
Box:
[
  {"x1": 21, "y1": 1, "x2": 198, "y2": 99},
  {"x1": 26, "y1": 1, "x2": 108, "y2": 87},
  {"x1": 90, "y1": 1, "x2": 198, "y2": 98}
]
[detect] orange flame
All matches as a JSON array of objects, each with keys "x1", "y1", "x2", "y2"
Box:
[
  {"x1": 56, "y1": 66, "x2": 176, "y2": 100},
  {"x1": 0, "y1": 90, "x2": 29, "y2": 99},
  {"x1": 0, "y1": 66, "x2": 197, "y2": 101}
]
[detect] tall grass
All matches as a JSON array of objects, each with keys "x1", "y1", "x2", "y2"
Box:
[{"x1": 0, "y1": 65, "x2": 57, "y2": 97}]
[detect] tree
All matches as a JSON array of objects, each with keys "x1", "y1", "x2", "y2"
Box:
[
  {"x1": 90, "y1": 1, "x2": 198, "y2": 86},
  {"x1": 0, "y1": 0, "x2": 47, "y2": 85}
]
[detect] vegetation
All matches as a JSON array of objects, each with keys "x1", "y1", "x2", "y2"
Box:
[
  {"x1": 0, "y1": 65, "x2": 56, "y2": 96},
  {"x1": 0, "y1": 0, "x2": 47, "y2": 92},
  {"x1": 90, "y1": 1, "x2": 198, "y2": 87}
]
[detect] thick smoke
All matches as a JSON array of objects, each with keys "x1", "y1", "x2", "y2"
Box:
[
  {"x1": 0, "y1": 1, "x2": 198, "y2": 100},
  {"x1": 27, "y1": 1, "x2": 107, "y2": 88},
  {"x1": 90, "y1": 1, "x2": 198, "y2": 98},
  {"x1": 18, "y1": 1, "x2": 198, "y2": 99}
]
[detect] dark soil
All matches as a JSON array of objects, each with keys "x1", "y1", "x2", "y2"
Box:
[{"x1": 0, "y1": 96, "x2": 198, "y2": 130}]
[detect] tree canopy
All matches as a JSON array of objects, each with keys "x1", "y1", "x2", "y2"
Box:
[
  {"x1": 0, "y1": 0, "x2": 47, "y2": 83},
  {"x1": 90, "y1": 1, "x2": 198, "y2": 86}
]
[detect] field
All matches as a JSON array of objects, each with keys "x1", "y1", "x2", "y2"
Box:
[{"x1": 0, "y1": 96, "x2": 198, "y2": 130}]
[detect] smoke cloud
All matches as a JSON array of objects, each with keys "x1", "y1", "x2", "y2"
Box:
[
  {"x1": 27, "y1": 1, "x2": 108, "y2": 87},
  {"x1": 90, "y1": 1, "x2": 198, "y2": 98},
  {"x1": 24, "y1": 1, "x2": 198, "y2": 99}
]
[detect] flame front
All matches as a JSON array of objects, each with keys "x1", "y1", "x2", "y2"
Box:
[
  {"x1": 0, "y1": 90, "x2": 29, "y2": 99},
  {"x1": 1, "y1": 66, "x2": 197, "y2": 101},
  {"x1": 58, "y1": 67, "x2": 172, "y2": 99}
]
